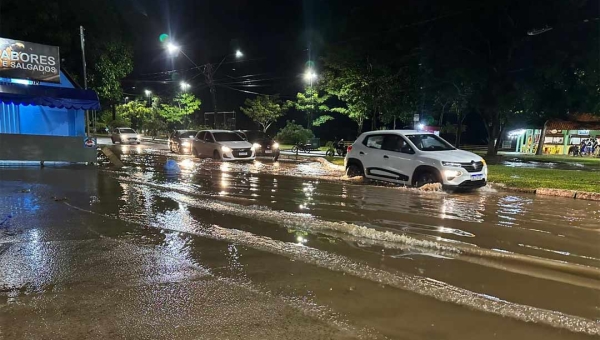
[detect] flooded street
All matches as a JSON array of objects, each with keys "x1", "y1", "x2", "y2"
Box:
[{"x1": 1, "y1": 147, "x2": 599, "y2": 339}]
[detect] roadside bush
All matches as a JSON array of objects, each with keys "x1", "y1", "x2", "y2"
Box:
[
  {"x1": 94, "y1": 122, "x2": 108, "y2": 134},
  {"x1": 275, "y1": 121, "x2": 314, "y2": 145}
]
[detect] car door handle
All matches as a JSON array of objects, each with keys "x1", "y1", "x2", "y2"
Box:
[
  {"x1": 359, "y1": 151, "x2": 365, "y2": 155},
  {"x1": 383, "y1": 155, "x2": 389, "y2": 159}
]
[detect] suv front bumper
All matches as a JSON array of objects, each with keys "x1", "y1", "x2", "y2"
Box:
[
  {"x1": 443, "y1": 179, "x2": 487, "y2": 191},
  {"x1": 441, "y1": 166, "x2": 487, "y2": 190}
]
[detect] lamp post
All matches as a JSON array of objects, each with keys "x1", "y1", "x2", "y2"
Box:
[
  {"x1": 304, "y1": 68, "x2": 317, "y2": 130},
  {"x1": 144, "y1": 89, "x2": 152, "y2": 106}
]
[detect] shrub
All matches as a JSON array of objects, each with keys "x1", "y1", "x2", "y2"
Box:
[{"x1": 275, "y1": 121, "x2": 314, "y2": 145}]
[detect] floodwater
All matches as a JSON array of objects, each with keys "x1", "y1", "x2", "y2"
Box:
[
  {"x1": 501, "y1": 157, "x2": 600, "y2": 171},
  {"x1": 1, "y1": 147, "x2": 599, "y2": 339}
]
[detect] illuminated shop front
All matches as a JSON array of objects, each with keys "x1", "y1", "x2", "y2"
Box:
[{"x1": 514, "y1": 114, "x2": 600, "y2": 155}]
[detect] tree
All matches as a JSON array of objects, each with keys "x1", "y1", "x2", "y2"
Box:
[
  {"x1": 115, "y1": 100, "x2": 151, "y2": 130},
  {"x1": 89, "y1": 41, "x2": 134, "y2": 119},
  {"x1": 159, "y1": 93, "x2": 201, "y2": 124},
  {"x1": 99, "y1": 110, "x2": 130, "y2": 130},
  {"x1": 275, "y1": 121, "x2": 315, "y2": 145},
  {"x1": 321, "y1": 64, "x2": 370, "y2": 136},
  {"x1": 291, "y1": 87, "x2": 331, "y2": 130},
  {"x1": 240, "y1": 95, "x2": 287, "y2": 132},
  {"x1": 330, "y1": 102, "x2": 368, "y2": 136},
  {"x1": 420, "y1": 0, "x2": 598, "y2": 156}
]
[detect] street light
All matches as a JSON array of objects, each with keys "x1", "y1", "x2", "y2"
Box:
[
  {"x1": 304, "y1": 69, "x2": 317, "y2": 83},
  {"x1": 164, "y1": 41, "x2": 245, "y2": 128},
  {"x1": 180, "y1": 81, "x2": 191, "y2": 91},
  {"x1": 144, "y1": 89, "x2": 152, "y2": 97},
  {"x1": 166, "y1": 42, "x2": 180, "y2": 54}
]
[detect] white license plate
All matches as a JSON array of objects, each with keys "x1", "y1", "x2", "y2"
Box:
[
  {"x1": 128, "y1": 138, "x2": 136, "y2": 141},
  {"x1": 265, "y1": 150, "x2": 272, "y2": 154},
  {"x1": 471, "y1": 174, "x2": 484, "y2": 181},
  {"x1": 238, "y1": 152, "x2": 248, "y2": 156}
]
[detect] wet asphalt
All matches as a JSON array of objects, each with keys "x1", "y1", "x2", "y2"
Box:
[{"x1": 0, "y1": 143, "x2": 599, "y2": 339}]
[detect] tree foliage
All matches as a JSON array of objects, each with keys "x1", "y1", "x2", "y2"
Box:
[
  {"x1": 89, "y1": 42, "x2": 133, "y2": 103},
  {"x1": 159, "y1": 93, "x2": 201, "y2": 123},
  {"x1": 320, "y1": 0, "x2": 598, "y2": 155},
  {"x1": 115, "y1": 100, "x2": 151, "y2": 129},
  {"x1": 240, "y1": 95, "x2": 287, "y2": 132},
  {"x1": 275, "y1": 121, "x2": 315, "y2": 145},
  {"x1": 290, "y1": 87, "x2": 331, "y2": 129}
]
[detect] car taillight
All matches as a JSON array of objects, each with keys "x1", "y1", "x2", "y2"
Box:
[{"x1": 347, "y1": 145, "x2": 353, "y2": 152}]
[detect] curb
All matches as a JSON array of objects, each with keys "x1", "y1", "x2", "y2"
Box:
[{"x1": 490, "y1": 183, "x2": 600, "y2": 201}]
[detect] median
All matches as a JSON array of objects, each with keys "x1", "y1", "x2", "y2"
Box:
[{"x1": 487, "y1": 164, "x2": 600, "y2": 201}]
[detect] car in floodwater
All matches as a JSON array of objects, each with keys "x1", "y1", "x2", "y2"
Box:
[
  {"x1": 168, "y1": 129, "x2": 198, "y2": 154},
  {"x1": 235, "y1": 130, "x2": 280, "y2": 161},
  {"x1": 111, "y1": 128, "x2": 141, "y2": 145},
  {"x1": 345, "y1": 130, "x2": 487, "y2": 190},
  {"x1": 191, "y1": 130, "x2": 256, "y2": 161}
]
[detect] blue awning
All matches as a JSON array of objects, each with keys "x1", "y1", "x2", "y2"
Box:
[{"x1": 0, "y1": 83, "x2": 100, "y2": 110}]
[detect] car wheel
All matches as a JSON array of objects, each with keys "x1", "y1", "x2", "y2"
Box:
[
  {"x1": 273, "y1": 152, "x2": 280, "y2": 162},
  {"x1": 111, "y1": 138, "x2": 117, "y2": 144},
  {"x1": 326, "y1": 150, "x2": 334, "y2": 157},
  {"x1": 291, "y1": 146, "x2": 298, "y2": 153},
  {"x1": 415, "y1": 171, "x2": 441, "y2": 188},
  {"x1": 213, "y1": 150, "x2": 221, "y2": 160},
  {"x1": 192, "y1": 148, "x2": 199, "y2": 158},
  {"x1": 137, "y1": 142, "x2": 141, "y2": 145},
  {"x1": 346, "y1": 163, "x2": 364, "y2": 178}
]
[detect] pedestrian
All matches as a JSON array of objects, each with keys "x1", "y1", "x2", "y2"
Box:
[{"x1": 580, "y1": 139, "x2": 588, "y2": 156}]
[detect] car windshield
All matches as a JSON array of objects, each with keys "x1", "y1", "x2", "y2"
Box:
[
  {"x1": 213, "y1": 132, "x2": 245, "y2": 142},
  {"x1": 119, "y1": 128, "x2": 136, "y2": 134},
  {"x1": 406, "y1": 134, "x2": 455, "y2": 151},
  {"x1": 178, "y1": 130, "x2": 198, "y2": 138}
]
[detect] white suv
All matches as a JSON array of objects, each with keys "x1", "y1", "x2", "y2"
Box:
[{"x1": 345, "y1": 130, "x2": 487, "y2": 190}]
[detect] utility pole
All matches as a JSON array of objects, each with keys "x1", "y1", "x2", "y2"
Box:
[
  {"x1": 80, "y1": 26, "x2": 89, "y2": 137},
  {"x1": 203, "y1": 63, "x2": 219, "y2": 128}
]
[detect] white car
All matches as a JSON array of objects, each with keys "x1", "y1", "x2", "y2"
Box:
[
  {"x1": 191, "y1": 130, "x2": 257, "y2": 161},
  {"x1": 111, "y1": 128, "x2": 141, "y2": 144},
  {"x1": 345, "y1": 130, "x2": 487, "y2": 190}
]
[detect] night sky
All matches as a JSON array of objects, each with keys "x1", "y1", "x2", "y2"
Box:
[
  {"x1": 114, "y1": 0, "x2": 359, "y2": 134},
  {"x1": 108, "y1": 0, "x2": 597, "y2": 142}
]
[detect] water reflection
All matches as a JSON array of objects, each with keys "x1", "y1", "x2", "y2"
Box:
[{"x1": 179, "y1": 159, "x2": 195, "y2": 170}]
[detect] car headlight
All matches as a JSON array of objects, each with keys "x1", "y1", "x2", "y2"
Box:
[
  {"x1": 444, "y1": 169, "x2": 463, "y2": 179},
  {"x1": 272, "y1": 142, "x2": 280, "y2": 149},
  {"x1": 181, "y1": 141, "x2": 190, "y2": 147},
  {"x1": 221, "y1": 146, "x2": 232, "y2": 153},
  {"x1": 252, "y1": 143, "x2": 261, "y2": 150},
  {"x1": 442, "y1": 161, "x2": 462, "y2": 167}
]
